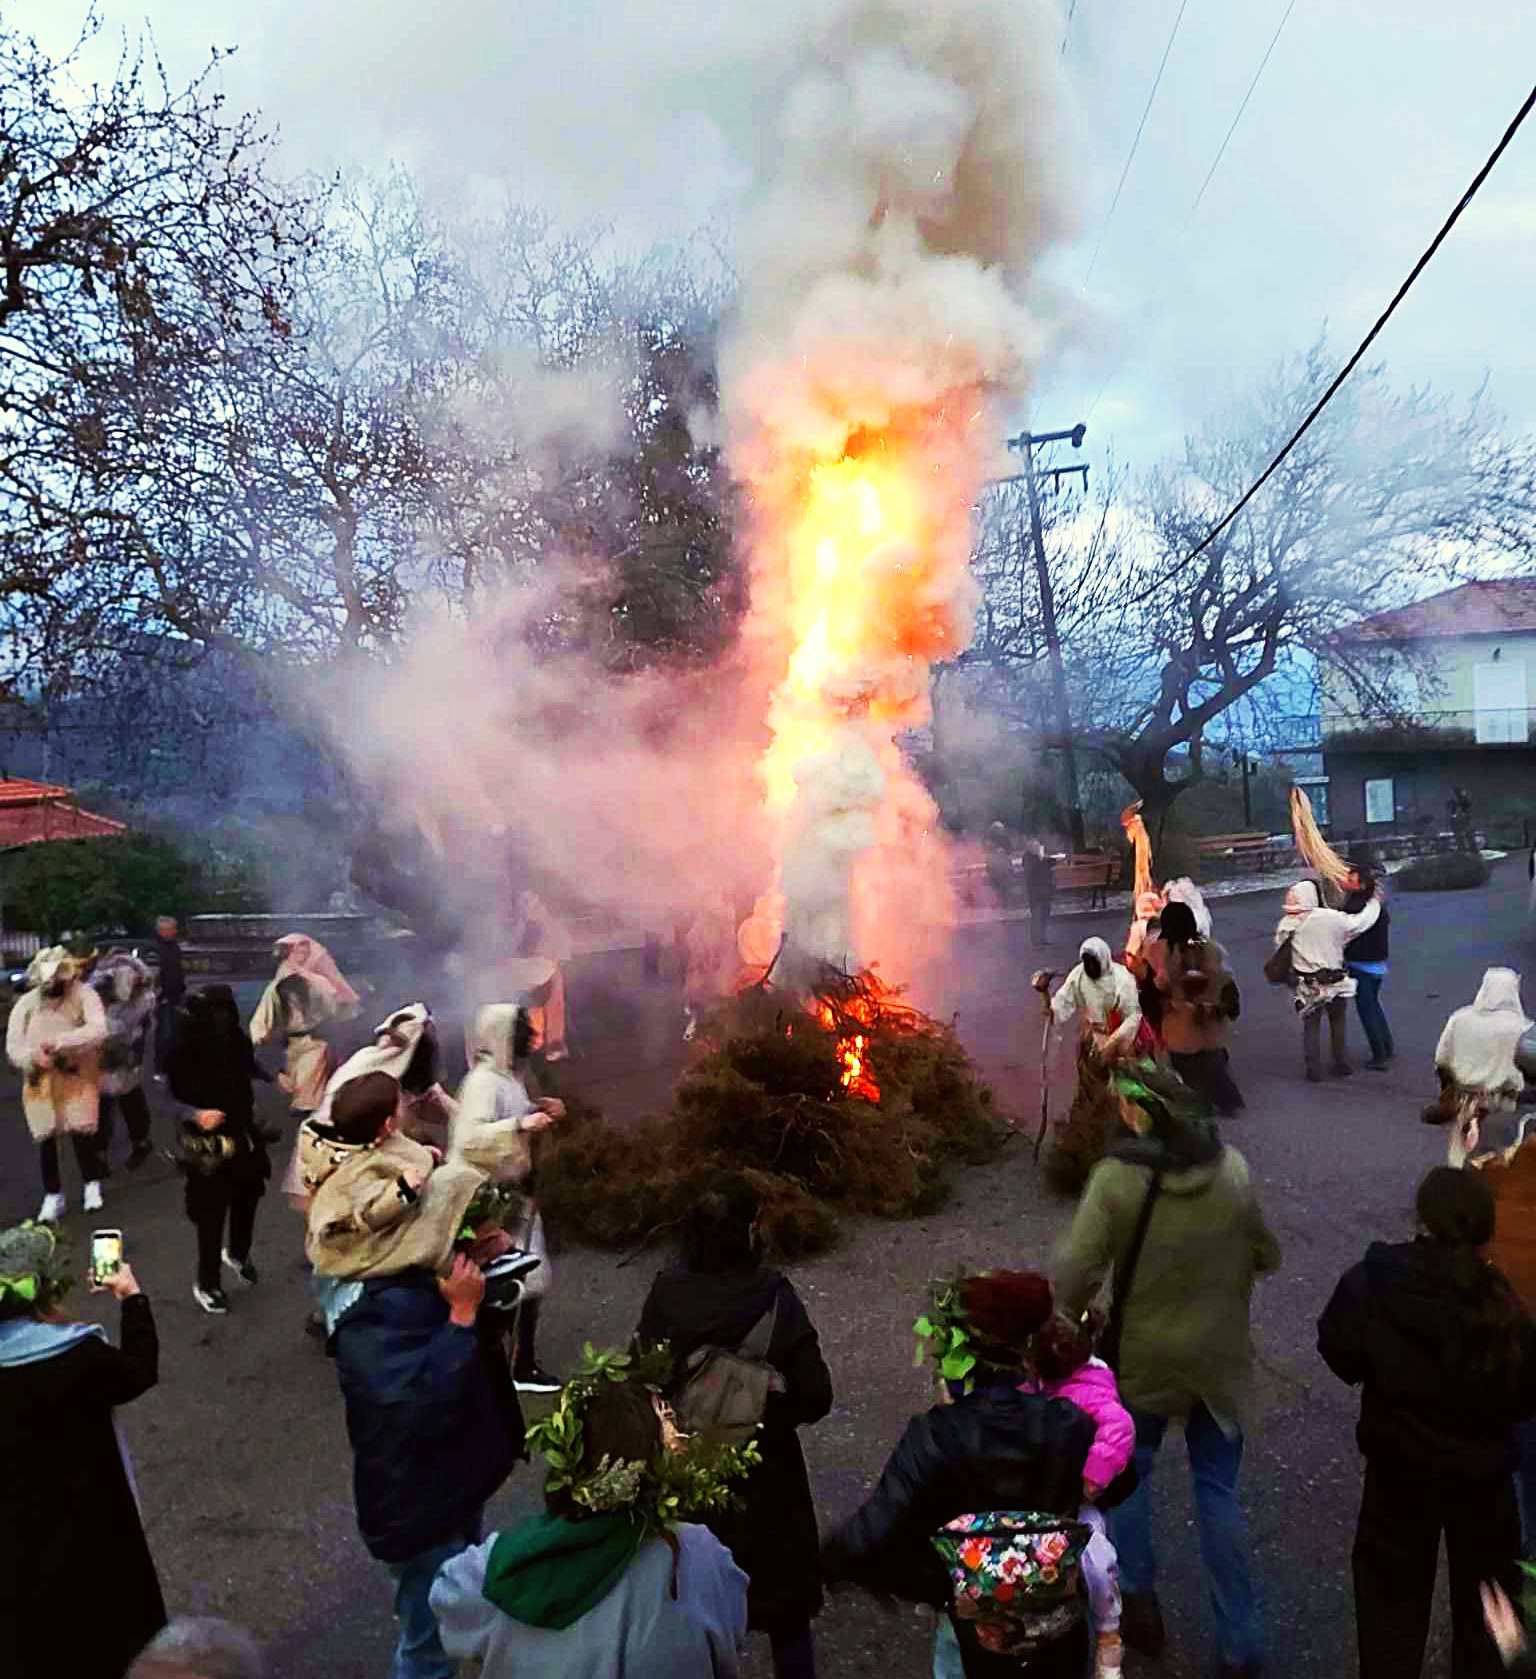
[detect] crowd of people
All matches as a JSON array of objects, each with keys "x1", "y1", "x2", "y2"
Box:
[{"x1": 4, "y1": 875, "x2": 1536, "y2": 1679}]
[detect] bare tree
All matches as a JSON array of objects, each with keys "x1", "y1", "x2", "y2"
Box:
[{"x1": 999, "y1": 343, "x2": 1536, "y2": 821}]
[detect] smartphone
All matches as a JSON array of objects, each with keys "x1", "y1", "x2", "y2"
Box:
[{"x1": 90, "y1": 1228, "x2": 124, "y2": 1288}]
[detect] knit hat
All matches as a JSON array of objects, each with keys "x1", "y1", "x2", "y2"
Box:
[{"x1": 959, "y1": 1270, "x2": 1055, "y2": 1364}]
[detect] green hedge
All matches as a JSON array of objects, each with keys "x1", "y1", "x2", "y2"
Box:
[{"x1": 1394, "y1": 852, "x2": 1490, "y2": 892}]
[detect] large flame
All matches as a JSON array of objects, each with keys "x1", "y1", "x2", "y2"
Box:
[{"x1": 742, "y1": 411, "x2": 983, "y2": 979}]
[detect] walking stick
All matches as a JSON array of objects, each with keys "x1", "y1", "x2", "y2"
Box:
[{"x1": 1030, "y1": 973, "x2": 1056, "y2": 1160}]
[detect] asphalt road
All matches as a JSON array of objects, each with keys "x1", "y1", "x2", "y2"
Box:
[{"x1": 3, "y1": 859, "x2": 1533, "y2": 1679}]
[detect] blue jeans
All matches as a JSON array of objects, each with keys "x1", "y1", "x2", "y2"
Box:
[
  {"x1": 1349, "y1": 967, "x2": 1394, "y2": 1064},
  {"x1": 1108, "y1": 1404, "x2": 1263, "y2": 1669},
  {"x1": 383, "y1": 1515, "x2": 482, "y2": 1679}
]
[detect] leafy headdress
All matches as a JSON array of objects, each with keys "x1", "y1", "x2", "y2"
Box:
[
  {"x1": 526, "y1": 1344, "x2": 761, "y2": 1533},
  {"x1": 0, "y1": 1222, "x2": 75, "y2": 1318}
]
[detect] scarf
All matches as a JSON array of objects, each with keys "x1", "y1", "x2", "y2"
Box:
[
  {"x1": 481, "y1": 1510, "x2": 647, "y2": 1629},
  {"x1": 0, "y1": 1317, "x2": 105, "y2": 1367}
]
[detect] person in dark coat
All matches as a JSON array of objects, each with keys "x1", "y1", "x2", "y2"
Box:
[
  {"x1": 153, "y1": 914, "x2": 185, "y2": 1076},
  {"x1": 0, "y1": 1221, "x2": 165, "y2": 1679},
  {"x1": 1318, "y1": 1166, "x2": 1536, "y2": 1679},
  {"x1": 164, "y1": 986, "x2": 275, "y2": 1316},
  {"x1": 637, "y1": 1173, "x2": 832, "y2": 1679},
  {"x1": 1342, "y1": 862, "x2": 1394, "y2": 1070},
  {"x1": 332, "y1": 1255, "x2": 525, "y2": 1679},
  {"x1": 1023, "y1": 840, "x2": 1056, "y2": 946},
  {"x1": 821, "y1": 1270, "x2": 1097, "y2": 1679}
]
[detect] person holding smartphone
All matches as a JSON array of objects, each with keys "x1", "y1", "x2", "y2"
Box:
[{"x1": 0, "y1": 1220, "x2": 165, "y2": 1679}]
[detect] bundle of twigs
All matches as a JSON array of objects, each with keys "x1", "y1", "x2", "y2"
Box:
[
  {"x1": 538, "y1": 966, "x2": 1008, "y2": 1260},
  {"x1": 1121, "y1": 801, "x2": 1155, "y2": 902},
  {"x1": 1290, "y1": 785, "x2": 1354, "y2": 888}
]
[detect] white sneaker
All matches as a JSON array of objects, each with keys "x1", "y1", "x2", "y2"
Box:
[
  {"x1": 37, "y1": 1192, "x2": 65, "y2": 1223},
  {"x1": 82, "y1": 1180, "x2": 104, "y2": 1213}
]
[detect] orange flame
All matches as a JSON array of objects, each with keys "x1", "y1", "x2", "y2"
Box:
[
  {"x1": 814, "y1": 999, "x2": 881, "y2": 1103},
  {"x1": 742, "y1": 410, "x2": 982, "y2": 973}
]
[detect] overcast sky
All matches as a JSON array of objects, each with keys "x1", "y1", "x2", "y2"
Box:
[{"x1": 10, "y1": 0, "x2": 1536, "y2": 481}]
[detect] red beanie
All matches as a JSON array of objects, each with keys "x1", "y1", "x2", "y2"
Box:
[{"x1": 961, "y1": 1270, "x2": 1055, "y2": 1358}]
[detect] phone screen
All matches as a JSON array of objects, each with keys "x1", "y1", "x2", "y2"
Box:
[{"x1": 90, "y1": 1230, "x2": 123, "y2": 1286}]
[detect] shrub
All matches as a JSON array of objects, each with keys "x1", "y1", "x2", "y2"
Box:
[
  {"x1": 536, "y1": 971, "x2": 1009, "y2": 1261},
  {"x1": 1395, "y1": 852, "x2": 1490, "y2": 892}
]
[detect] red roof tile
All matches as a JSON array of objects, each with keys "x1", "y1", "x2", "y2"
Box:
[
  {"x1": 0, "y1": 779, "x2": 127, "y2": 846},
  {"x1": 1341, "y1": 578, "x2": 1536, "y2": 641}
]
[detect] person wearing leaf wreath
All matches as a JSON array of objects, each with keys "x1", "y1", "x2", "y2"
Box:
[
  {"x1": 637, "y1": 1174, "x2": 833, "y2": 1679},
  {"x1": 0, "y1": 1221, "x2": 166, "y2": 1679},
  {"x1": 428, "y1": 1345, "x2": 752, "y2": 1677},
  {"x1": 822, "y1": 1269, "x2": 1101, "y2": 1678}
]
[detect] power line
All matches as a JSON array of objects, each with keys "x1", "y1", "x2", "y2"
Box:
[
  {"x1": 1188, "y1": 0, "x2": 1298, "y2": 216},
  {"x1": 1175, "y1": 77, "x2": 1536, "y2": 571},
  {"x1": 1080, "y1": 0, "x2": 1190, "y2": 290},
  {"x1": 1084, "y1": 0, "x2": 1299, "y2": 423},
  {"x1": 1060, "y1": 0, "x2": 1079, "y2": 57}
]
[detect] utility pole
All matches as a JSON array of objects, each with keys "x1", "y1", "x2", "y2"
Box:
[{"x1": 1006, "y1": 422, "x2": 1088, "y2": 852}]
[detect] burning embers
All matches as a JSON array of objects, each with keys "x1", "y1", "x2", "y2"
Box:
[{"x1": 815, "y1": 997, "x2": 880, "y2": 1103}]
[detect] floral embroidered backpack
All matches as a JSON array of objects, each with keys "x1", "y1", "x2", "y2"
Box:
[{"x1": 931, "y1": 1510, "x2": 1093, "y2": 1658}]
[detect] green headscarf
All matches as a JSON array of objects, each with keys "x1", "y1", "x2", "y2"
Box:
[{"x1": 480, "y1": 1510, "x2": 647, "y2": 1629}]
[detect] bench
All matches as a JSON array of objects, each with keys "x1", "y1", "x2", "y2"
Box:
[
  {"x1": 1195, "y1": 831, "x2": 1280, "y2": 871},
  {"x1": 1052, "y1": 854, "x2": 1119, "y2": 909}
]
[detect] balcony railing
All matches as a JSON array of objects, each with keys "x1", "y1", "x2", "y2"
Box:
[{"x1": 1320, "y1": 708, "x2": 1536, "y2": 749}]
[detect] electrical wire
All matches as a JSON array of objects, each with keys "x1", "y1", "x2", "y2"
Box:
[
  {"x1": 1188, "y1": 0, "x2": 1298, "y2": 216},
  {"x1": 1084, "y1": 0, "x2": 1299, "y2": 423},
  {"x1": 1080, "y1": 0, "x2": 1190, "y2": 290},
  {"x1": 1173, "y1": 77, "x2": 1536, "y2": 572},
  {"x1": 1060, "y1": 0, "x2": 1079, "y2": 58}
]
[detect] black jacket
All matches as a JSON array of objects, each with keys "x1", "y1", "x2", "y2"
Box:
[
  {"x1": 639, "y1": 1261, "x2": 833, "y2": 1628},
  {"x1": 0, "y1": 1297, "x2": 165, "y2": 1679},
  {"x1": 821, "y1": 1387, "x2": 1094, "y2": 1605},
  {"x1": 155, "y1": 935, "x2": 185, "y2": 1006},
  {"x1": 332, "y1": 1270, "x2": 524, "y2": 1562},
  {"x1": 1024, "y1": 853, "x2": 1056, "y2": 905},
  {"x1": 1343, "y1": 891, "x2": 1390, "y2": 964},
  {"x1": 1317, "y1": 1237, "x2": 1536, "y2": 1480}
]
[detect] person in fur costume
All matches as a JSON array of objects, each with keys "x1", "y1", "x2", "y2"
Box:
[
  {"x1": 7, "y1": 946, "x2": 108, "y2": 1221},
  {"x1": 249, "y1": 934, "x2": 362, "y2": 1121},
  {"x1": 454, "y1": 1004, "x2": 565, "y2": 1394},
  {"x1": 93, "y1": 951, "x2": 157, "y2": 1173}
]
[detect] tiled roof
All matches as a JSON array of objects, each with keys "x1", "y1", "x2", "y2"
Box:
[
  {"x1": 1340, "y1": 578, "x2": 1536, "y2": 641},
  {"x1": 0, "y1": 778, "x2": 127, "y2": 847}
]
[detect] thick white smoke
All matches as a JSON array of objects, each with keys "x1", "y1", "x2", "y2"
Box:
[{"x1": 723, "y1": 0, "x2": 1068, "y2": 981}]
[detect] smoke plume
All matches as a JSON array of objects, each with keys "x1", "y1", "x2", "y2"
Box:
[{"x1": 722, "y1": 0, "x2": 1067, "y2": 980}]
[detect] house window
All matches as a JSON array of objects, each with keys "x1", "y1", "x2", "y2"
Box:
[
  {"x1": 1295, "y1": 777, "x2": 1329, "y2": 825},
  {"x1": 1364, "y1": 778, "x2": 1395, "y2": 825},
  {"x1": 1474, "y1": 659, "x2": 1528, "y2": 743}
]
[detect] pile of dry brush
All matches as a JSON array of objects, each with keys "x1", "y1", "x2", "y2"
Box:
[{"x1": 537, "y1": 970, "x2": 1009, "y2": 1259}]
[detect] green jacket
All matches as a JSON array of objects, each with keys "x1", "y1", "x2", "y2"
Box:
[{"x1": 1056, "y1": 1140, "x2": 1281, "y2": 1428}]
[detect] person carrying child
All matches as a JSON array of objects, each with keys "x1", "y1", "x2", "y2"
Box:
[
  {"x1": 301, "y1": 1071, "x2": 486, "y2": 1287},
  {"x1": 165, "y1": 986, "x2": 276, "y2": 1316},
  {"x1": 917, "y1": 1272, "x2": 1134, "y2": 1679}
]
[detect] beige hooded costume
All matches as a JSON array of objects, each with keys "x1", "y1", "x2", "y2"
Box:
[
  {"x1": 249, "y1": 934, "x2": 362, "y2": 1114},
  {"x1": 6, "y1": 949, "x2": 107, "y2": 1140},
  {"x1": 282, "y1": 1003, "x2": 460, "y2": 1208},
  {"x1": 1436, "y1": 968, "x2": 1530, "y2": 1109},
  {"x1": 452, "y1": 1004, "x2": 553, "y2": 1298},
  {"x1": 302, "y1": 1125, "x2": 483, "y2": 1281}
]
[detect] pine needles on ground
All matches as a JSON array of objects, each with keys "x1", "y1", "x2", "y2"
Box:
[{"x1": 537, "y1": 969, "x2": 1009, "y2": 1260}]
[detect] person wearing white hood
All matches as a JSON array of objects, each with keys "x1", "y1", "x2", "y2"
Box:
[
  {"x1": 1428, "y1": 969, "x2": 1532, "y2": 1160},
  {"x1": 1271, "y1": 879, "x2": 1381, "y2": 1082},
  {"x1": 7, "y1": 947, "x2": 109, "y2": 1220},
  {"x1": 1034, "y1": 938, "x2": 1142, "y2": 1181},
  {"x1": 453, "y1": 1004, "x2": 565, "y2": 1394}
]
